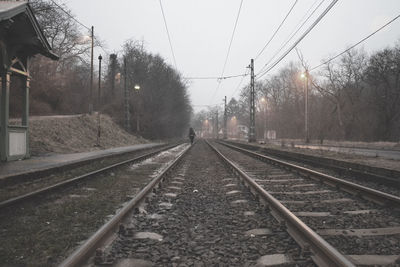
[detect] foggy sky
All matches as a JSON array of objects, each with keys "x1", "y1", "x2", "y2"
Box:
[{"x1": 64, "y1": 0, "x2": 400, "y2": 112}]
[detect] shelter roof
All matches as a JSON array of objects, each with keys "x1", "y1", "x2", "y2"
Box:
[{"x1": 0, "y1": 1, "x2": 59, "y2": 60}]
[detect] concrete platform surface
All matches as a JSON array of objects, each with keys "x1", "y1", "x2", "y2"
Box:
[{"x1": 0, "y1": 143, "x2": 163, "y2": 180}]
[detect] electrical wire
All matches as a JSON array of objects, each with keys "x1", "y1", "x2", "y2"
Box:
[
  {"x1": 48, "y1": 0, "x2": 110, "y2": 55},
  {"x1": 229, "y1": 68, "x2": 249, "y2": 100},
  {"x1": 158, "y1": 0, "x2": 178, "y2": 70},
  {"x1": 49, "y1": 0, "x2": 90, "y2": 30},
  {"x1": 209, "y1": 0, "x2": 244, "y2": 105},
  {"x1": 254, "y1": 0, "x2": 298, "y2": 61},
  {"x1": 256, "y1": 0, "x2": 325, "y2": 75},
  {"x1": 220, "y1": 0, "x2": 244, "y2": 78},
  {"x1": 256, "y1": 0, "x2": 338, "y2": 80},
  {"x1": 184, "y1": 73, "x2": 248, "y2": 80},
  {"x1": 310, "y1": 13, "x2": 400, "y2": 71}
]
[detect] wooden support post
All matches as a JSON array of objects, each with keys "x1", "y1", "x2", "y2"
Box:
[
  {"x1": 23, "y1": 76, "x2": 30, "y2": 157},
  {"x1": 0, "y1": 71, "x2": 10, "y2": 161}
]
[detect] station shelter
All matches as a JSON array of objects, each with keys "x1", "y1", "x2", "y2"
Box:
[{"x1": 0, "y1": 1, "x2": 58, "y2": 161}]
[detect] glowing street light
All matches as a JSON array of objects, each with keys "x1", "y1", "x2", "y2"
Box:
[{"x1": 134, "y1": 84, "x2": 140, "y2": 90}]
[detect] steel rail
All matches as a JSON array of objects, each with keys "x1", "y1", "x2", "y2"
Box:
[
  {"x1": 206, "y1": 140, "x2": 354, "y2": 267},
  {"x1": 0, "y1": 143, "x2": 182, "y2": 210},
  {"x1": 59, "y1": 143, "x2": 191, "y2": 267},
  {"x1": 219, "y1": 141, "x2": 400, "y2": 207},
  {"x1": 224, "y1": 140, "x2": 399, "y2": 187},
  {"x1": 0, "y1": 143, "x2": 168, "y2": 187}
]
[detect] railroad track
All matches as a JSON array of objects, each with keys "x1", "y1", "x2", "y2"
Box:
[
  {"x1": 0, "y1": 143, "x2": 181, "y2": 209},
  {"x1": 0, "y1": 143, "x2": 190, "y2": 266},
  {"x1": 223, "y1": 140, "x2": 400, "y2": 191},
  {"x1": 4, "y1": 140, "x2": 399, "y2": 266},
  {"x1": 60, "y1": 140, "x2": 352, "y2": 267},
  {"x1": 212, "y1": 140, "x2": 400, "y2": 266}
]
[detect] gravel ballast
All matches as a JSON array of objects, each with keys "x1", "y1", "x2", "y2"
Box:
[{"x1": 100, "y1": 141, "x2": 313, "y2": 266}]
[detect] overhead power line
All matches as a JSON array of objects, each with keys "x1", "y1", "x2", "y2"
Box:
[
  {"x1": 219, "y1": 0, "x2": 244, "y2": 78},
  {"x1": 49, "y1": 0, "x2": 110, "y2": 55},
  {"x1": 229, "y1": 68, "x2": 249, "y2": 100},
  {"x1": 257, "y1": 0, "x2": 325, "y2": 75},
  {"x1": 257, "y1": 0, "x2": 338, "y2": 80},
  {"x1": 254, "y1": 0, "x2": 298, "y2": 60},
  {"x1": 310, "y1": 13, "x2": 400, "y2": 71},
  {"x1": 49, "y1": 0, "x2": 90, "y2": 30},
  {"x1": 210, "y1": 0, "x2": 244, "y2": 104},
  {"x1": 158, "y1": 0, "x2": 178, "y2": 70},
  {"x1": 184, "y1": 73, "x2": 248, "y2": 80}
]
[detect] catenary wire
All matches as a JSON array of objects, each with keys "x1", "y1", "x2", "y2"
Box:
[
  {"x1": 219, "y1": 0, "x2": 244, "y2": 78},
  {"x1": 254, "y1": 0, "x2": 298, "y2": 61},
  {"x1": 209, "y1": 0, "x2": 244, "y2": 105},
  {"x1": 310, "y1": 13, "x2": 400, "y2": 71},
  {"x1": 256, "y1": 0, "x2": 338, "y2": 80},
  {"x1": 256, "y1": 0, "x2": 325, "y2": 75},
  {"x1": 158, "y1": 0, "x2": 178, "y2": 70},
  {"x1": 184, "y1": 73, "x2": 248, "y2": 80},
  {"x1": 228, "y1": 68, "x2": 249, "y2": 100}
]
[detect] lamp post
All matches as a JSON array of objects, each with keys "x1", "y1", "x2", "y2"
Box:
[
  {"x1": 97, "y1": 54, "x2": 102, "y2": 146},
  {"x1": 134, "y1": 84, "x2": 140, "y2": 132},
  {"x1": 301, "y1": 70, "x2": 310, "y2": 143}
]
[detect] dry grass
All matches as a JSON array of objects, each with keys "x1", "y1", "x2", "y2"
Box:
[{"x1": 17, "y1": 113, "x2": 148, "y2": 155}]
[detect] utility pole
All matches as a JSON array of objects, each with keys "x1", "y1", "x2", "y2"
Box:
[
  {"x1": 89, "y1": 26, "x2": 94, "y2": 114},
  {"x1": 248, "y1": 59, "x2": 256, "y2": 142},
  {"x1": 305, "y1": 69, "x2": 310, "y2": 143},
  {"x1": 110, "y1": 54, "x2": 117, "y2": 96},
  {"x1": 223, "y1": 96, "x2": 227, "y2": 139},
  {"x1": 124, "y1": 57, "x2": 130, "y2": 131},
  {"x1": 216, "y1": 109, "x2": 219, "y2": 139},
  {"x1": 97, "y1": 54, "x2": 102, "y2": 146}
]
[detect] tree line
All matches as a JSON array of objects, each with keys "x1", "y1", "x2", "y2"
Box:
[
  {"x1": 9, "y1": 0, "x2": 191, "y2": 139},
  {"x1": 192, "y1": 43, "x2": 400, "y2": 142}
]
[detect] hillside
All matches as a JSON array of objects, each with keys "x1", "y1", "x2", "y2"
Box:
[{"x1": 19, "y1": 114, "x2": 148, "y2": 156}]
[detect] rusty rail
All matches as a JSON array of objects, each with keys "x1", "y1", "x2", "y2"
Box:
[
  {"x1": 206, "y1": 140, "x2": 355, "y2": 267},
  {"x1": 0, "y1": 143, "x2": 182, "y2": 210},
  {"x1": 219, "y1": 141, "x2": 400, "y2": 207},
  {"x1": 59, "y1": 143, "x2": 192, "y2": 267}
]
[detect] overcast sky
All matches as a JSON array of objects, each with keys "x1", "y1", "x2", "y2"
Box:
[{"x1": 64, "y1": 0, "x2": 400, "y2": 112}]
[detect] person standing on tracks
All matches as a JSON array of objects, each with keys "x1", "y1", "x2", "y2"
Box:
[{"x1": 188, "y1": 127, "x2": 196, "y2": 145}]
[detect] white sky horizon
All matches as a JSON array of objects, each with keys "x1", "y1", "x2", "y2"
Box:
[{"x1": 64, "y1": 0, "x2": 400, "y2": 112}]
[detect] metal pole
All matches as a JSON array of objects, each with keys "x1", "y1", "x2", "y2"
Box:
[
  {"x1": 249, "y1": 59, "x2": 256, "y2": 142},
  {"x1": 124, "y1": 57, "x2": 130, "y2": 131},
  {"x1": 223, "y1": 96, "x2": 227, "y2": 139},
  {"x1": 305, "y1": 70, "x2": 310, "y2": 143},
  {"x1": 216, "y1": 110, "x2": 219, "y2": 139},
  {"x1": 264, "y1": 103, "x2": 267, "y2": 140},
  {"x1": 97, "y1": 55, "x2": 102, "y2": 146},
  {"x1": 89, "y1": 26, "x2": 94, "y2": 114},
  {"x1": 110, "y1": 54, "x2": 117, "y2": 96}
]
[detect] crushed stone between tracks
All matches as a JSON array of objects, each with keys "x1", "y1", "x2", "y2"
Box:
[{"x1": 101, "y1": 142, "x2": 313, "y2": 266}]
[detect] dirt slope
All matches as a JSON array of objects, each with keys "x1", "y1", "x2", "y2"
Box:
[{"x1": 23, "y1": 114, "x2": 148, "y2": 156}]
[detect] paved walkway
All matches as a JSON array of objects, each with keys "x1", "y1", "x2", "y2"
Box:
[{"x1": 0, "y1": 143, "x2": 163, "y2": 180}]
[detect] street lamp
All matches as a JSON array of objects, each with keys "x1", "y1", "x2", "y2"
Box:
[
  {"x1": 300, "y1": 70, "x2": 310, "y2": 143},
  {"x1": 133, "y1": 84, "x2": 141, "y2": 132}
]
